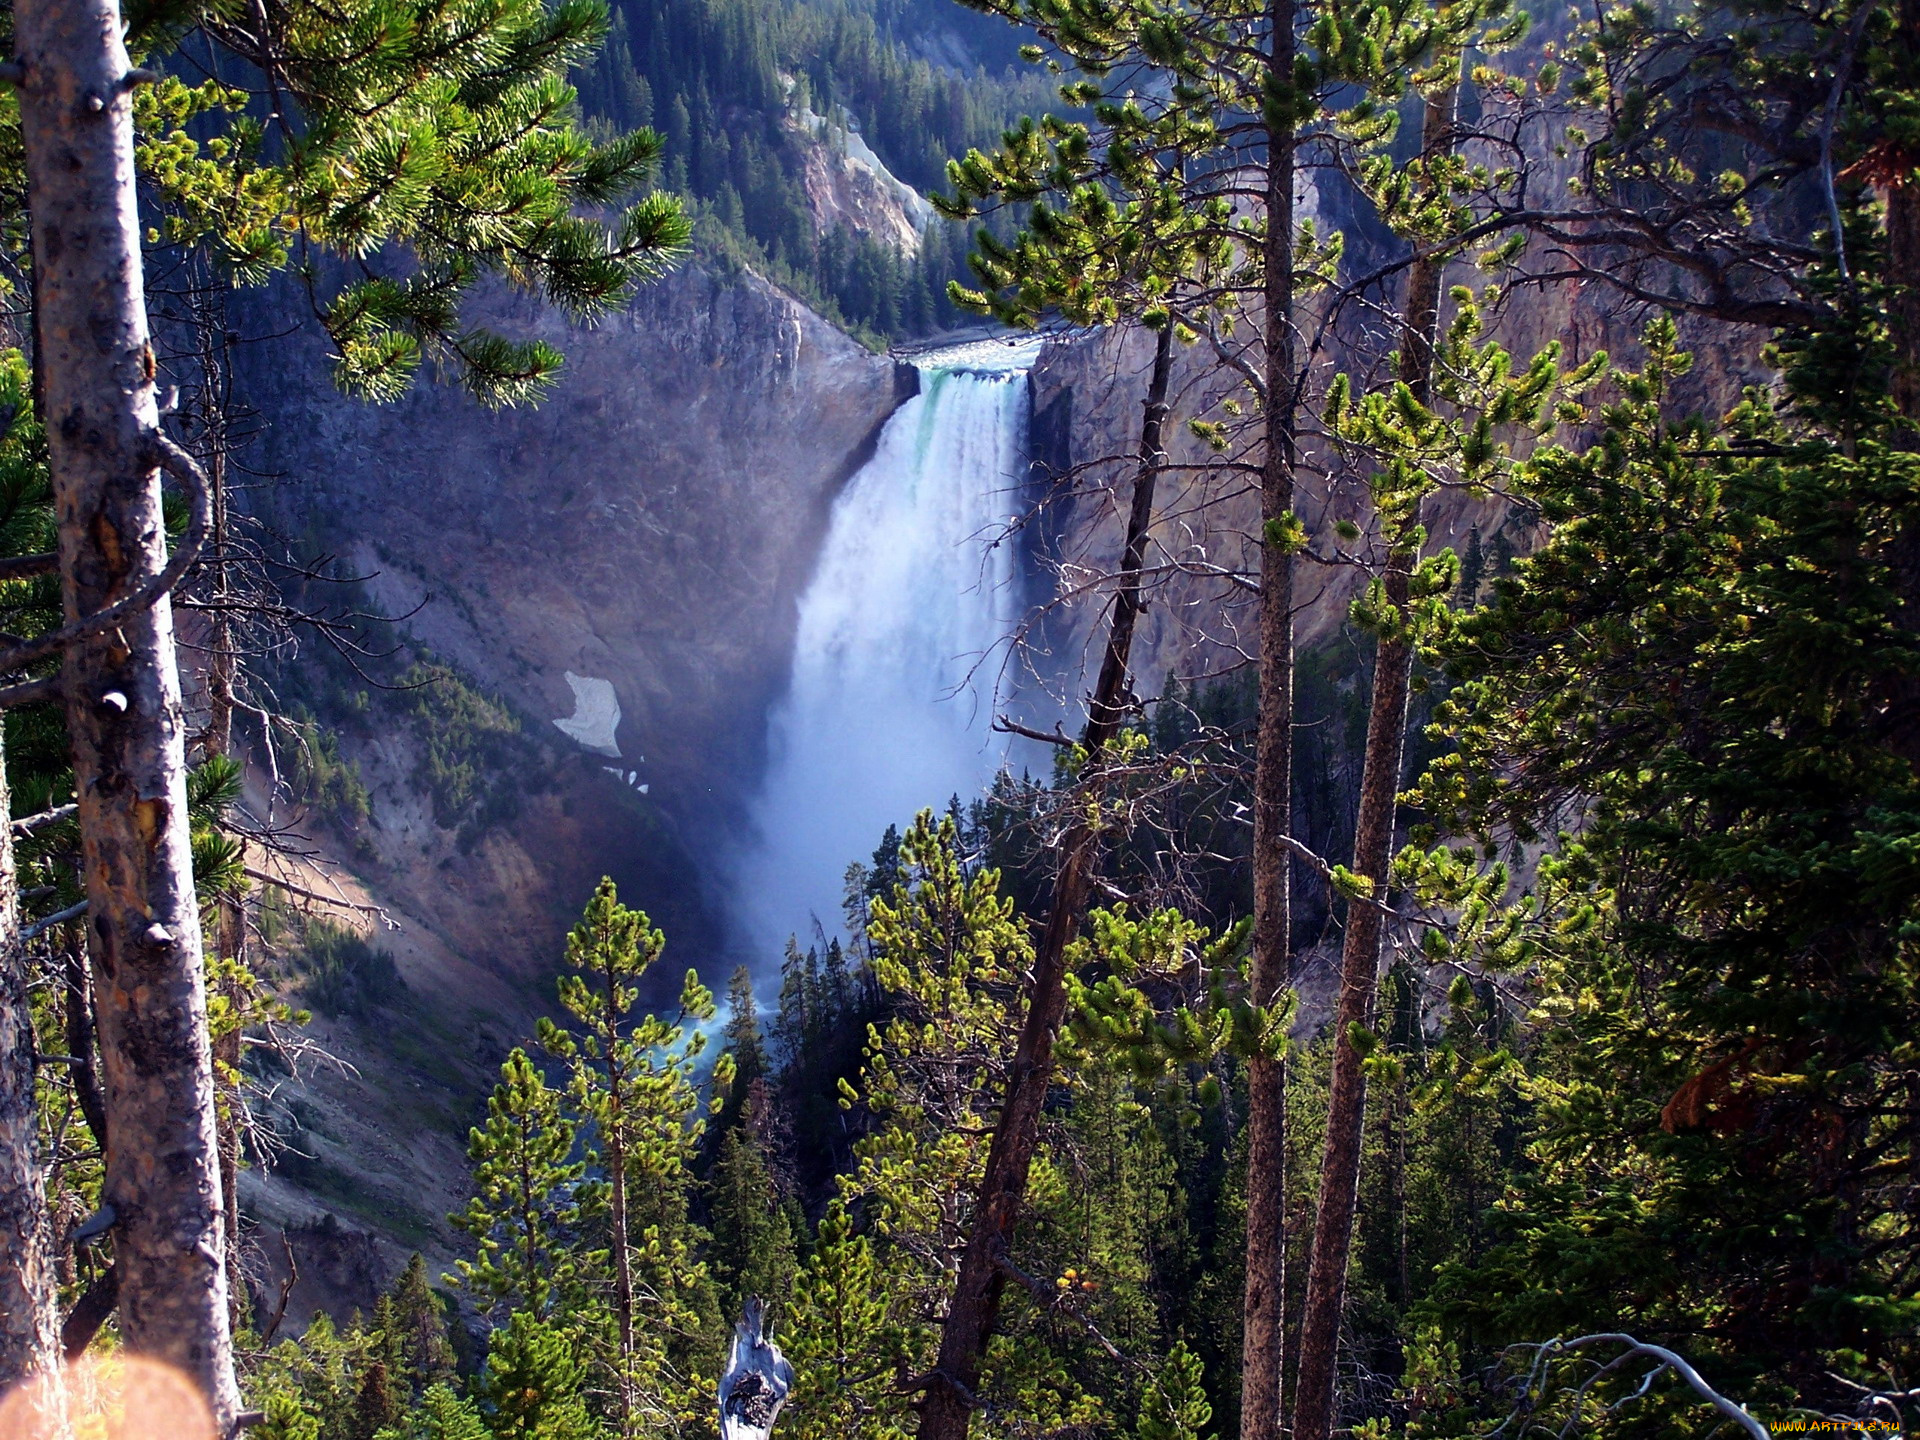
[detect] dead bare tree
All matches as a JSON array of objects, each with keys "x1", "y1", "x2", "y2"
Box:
[
  {"x1": 720, "y1": 1298, "x2": 796, "y2": 1440},
  {"x1": 1485, "y1": 1334, "x2": 1770, "y2": 1440}
]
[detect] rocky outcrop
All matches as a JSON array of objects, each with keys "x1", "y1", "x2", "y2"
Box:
[
  {"x1": 793, "y1": 109, "x2": 935, "y2": 253},
  {"x1": 251, "y1": 266, "x2": 902, "y2": 774}
]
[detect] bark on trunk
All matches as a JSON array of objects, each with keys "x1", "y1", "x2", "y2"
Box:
[
  {"x1": 918, "y1": 325, "x2": 1176, "y2": 1440},
  {"x1": 610, "y1": 1119, "x2": 635, "y2": 1433},
  {"x1": 62, "y1": 1264, "x2": 120, "y2": 1362},
  {"x1": 16, "y1": 0, "x2": 241, "y2": 1423},
  {"x1": 1239, "y1": 4, "x2": 1298, "y2": 1435},
  {"x1": 0, "y1": 732, "x2": 61, "y2": 1391},
  {"x1": 1288, "y1": 78, "x2": 1457, "y2": 1440}
]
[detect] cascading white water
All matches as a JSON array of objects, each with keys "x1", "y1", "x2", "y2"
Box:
[{"x1": 729, "y1": 337, "x2": 1044, "y2": 963}]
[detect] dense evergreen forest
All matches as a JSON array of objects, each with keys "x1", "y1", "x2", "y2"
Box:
[
  {"x1": 571, "y1": 0, "x2": 1057, "y2": 340},
  {"x1": 0, "y1": 0, "x2": 1918, "y2": 1439}
]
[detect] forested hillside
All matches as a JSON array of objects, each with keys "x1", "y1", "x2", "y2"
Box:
[
  {"x1": 0, "y1": 0, "x2": 1918, "y2": 1439},
  {"x1": 572, "y1": 0, "x2": 1054, "y2": 340}
]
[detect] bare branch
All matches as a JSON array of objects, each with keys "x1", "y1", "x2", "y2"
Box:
[{"x1": 0, "y1": 432, "x2": 210, "y2": 678}]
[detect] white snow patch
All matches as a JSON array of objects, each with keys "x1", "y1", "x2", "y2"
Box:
[
  {"x1": 601, "y1": 766, "x2": 649, "y2": 796},
  {"x1": 556, "y1": 673, "x2": 621, "y2": 757}
]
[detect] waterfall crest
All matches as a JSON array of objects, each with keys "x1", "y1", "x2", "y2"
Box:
[{"x1": 729, "y1": 337, "x2": 1043, "y2": 965}]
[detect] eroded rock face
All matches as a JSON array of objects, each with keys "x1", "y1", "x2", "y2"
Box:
[
  {"x1": 233, "y1": 261, "x2": 909, "y2": 981},
  {"x1": 794, "y1": 119, "x2": 934, "y2": 254}
]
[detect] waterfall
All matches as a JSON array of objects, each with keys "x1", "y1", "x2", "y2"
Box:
[{"x1": 729, "y1": 337, "x2": 1044, "y2": 965}]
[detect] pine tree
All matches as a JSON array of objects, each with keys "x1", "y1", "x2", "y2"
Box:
[
  {"x1": 386, "y1": 1254, "x2": 458, "y2": 1398},
  {"x1": 538, "y1": 876, "x2": 716, "y2": 1434},
  {"x1": 482, "y1": 1312, "x2": 601, "y2": 1440},
  {"x1": 842, "y1": 863, "x2": 875, "y2": 961},
  {"x1": 866, "y1": 825, "x2": 903, "y2": 904},
  {"x1": 373, "y1": 1384, "x2": 490, "y2": 1440},
  {"x1": 249, "y1": 1311, "x2": 377, "y2": 1440},
  {"x1": 936, "y1": 9, "x2": 1291, "y2": 1431},
  {"x1": 448, "y1": 1048, "x2": 590, "y2": 1322},
  {"x1": 820, "y1": 940, "x2": 851, "y2": 1027},
  {"x1": 773, "y1": 936, "x2": 815, "y2": 1066},
  {"x1": 128, "y1": 0, "x2": 692, "y2": 405},
  {"x1": 930, "y1": 24, "x2": 1263, "y2": 1406},
  {"x1": 783, "y1": 1202, "x2": 910, "y2": 1440},
  {"x1": 348, "y1": 1358, "x2": 401, "y2": 1440},
  {"x1": 708, "y1": 1124, "x2": 799, "y2": 1323},
  {"x1": 837, "y1": 811, "x2": 1037, "y2": 1417},
  {"x1": 257, "y1": 1393, "x2": 323, "y2": 1440},
  {"x1": 1289, "y1": 16, "x2": 1535, "y2": 1425},
  {"x1": 1137, "y1": 1343, "x2": 1212, "y2": 1440},
  {"x1": 1408, "y1": 319, "x2": 1920, "y2": 1408},
  {"x1": 722, "y1": 965, "x2": 770, "y2": 1099}
]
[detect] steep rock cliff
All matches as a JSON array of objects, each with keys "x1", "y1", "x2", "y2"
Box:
[
  {"x1": 1029, "y1": 287, "x2": 1761, "y2": 701},
  {"x1": 222, "y1": 260, "x2": 908, "y2": 1306},
  {"x1": 237, "y1": 262, "x2": 908, "y2": 960}
]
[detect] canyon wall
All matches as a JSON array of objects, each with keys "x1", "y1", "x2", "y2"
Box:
[
  {"x1": 235, "y1": 262, "x2": 910, "y2": 973},
  {"x1": 222, "y1": 261, "x2": 908, "y2": 1309}
]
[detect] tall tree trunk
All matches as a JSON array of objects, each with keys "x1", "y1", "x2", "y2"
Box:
[
  {"x1": 195, "y1": 351, "x2": 249, "y2": 1336},
  {"x1": 605, "y1": 1023, "x2": 635, "y2": 1437},
  {"x1": 609, "y1": 1119, "x2": 635, "y2": 1433},
  {"x1": 919, "y1": 324, "x2": 1176, "y2": 1440},
  {"x1": 1239, "y1": 3, "x2": 1298, "y2": 1435},
  {"x1": 1392, "y1": 1066, "x2": 1409, "y2": 1306},
  {"x1": 16, "y1": 0, "x2": 241, "y2": 1424},
  {"x1": 213, "y1": 950, "x2": 244, "y2": 1335},
  {"x1": 1891, "y1": 0, "x2": 1920, "y2": 429},
  {"x1": 1289, "y1": 77, "x2": 1458, "y2": 1440},
  {"x1": 0, "y1": 737, "x2": 61, "y2": 1392}
]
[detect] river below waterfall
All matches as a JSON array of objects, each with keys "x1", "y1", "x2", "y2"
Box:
[{"x1": 727, "y1": 335, "x2": 1045, "y2": 966}]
